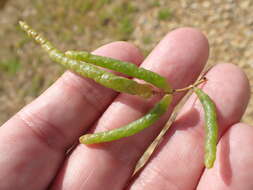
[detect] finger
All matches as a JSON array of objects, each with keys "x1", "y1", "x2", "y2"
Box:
[
  {"x1": 0, "y1": 42, "x2": 143, "y2": 190},
  {"x1": 197, "y1": 123, "x2": 253, "y2": 190},
  {"x1": 128, "y1": 64, "x2": 250, "y2": 190},
  {"x1": 51, "y1": 28, "x2": 209, "y2": 190}
]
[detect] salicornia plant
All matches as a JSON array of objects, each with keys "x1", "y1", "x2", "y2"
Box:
[{"x1": 19, "y1": 21, "x2": 218, "y2": 169}]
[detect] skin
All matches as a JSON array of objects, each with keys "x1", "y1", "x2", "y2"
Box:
[{"x1": 0, "y1": 28, "x2": 251, "y2": 190}]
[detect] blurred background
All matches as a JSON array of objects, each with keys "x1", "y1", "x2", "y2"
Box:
[{"x1": 0, "y1": 0, "x2": 252, "y2": 125}]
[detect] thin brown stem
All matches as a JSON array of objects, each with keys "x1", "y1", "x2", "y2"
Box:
[
  {"x1": 172, "y1": 77, "x2": 207, "y2": 93},
  {"x1": 151, "y1": 77, "x2": 207, "y2": 96}
]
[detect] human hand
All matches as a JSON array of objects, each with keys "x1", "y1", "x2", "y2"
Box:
[{"x1": 0, "y1": 28, "x2": 251, "y2": 190}]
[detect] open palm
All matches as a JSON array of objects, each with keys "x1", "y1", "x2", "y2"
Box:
[{"x1": 0, "y1": 27, "x2": 251, "y2": 190}]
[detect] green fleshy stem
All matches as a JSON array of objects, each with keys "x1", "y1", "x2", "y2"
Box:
[
  {"x1": 194, "y1": 87, "x2": 218, "y2": 169},
  {"x1": 19, "y1": 21, "x2": 153, "y2": 99},
  {"x1": 80, "y1": 94, "x2": 172, "y2": 144},
  {"x1": 66, "y1": 50, "x2": 172, "y2": 93}
]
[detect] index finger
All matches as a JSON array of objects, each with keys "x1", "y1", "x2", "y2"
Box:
[{"x1": 0, "y1": 41, "x2": 143, "y2": 190}]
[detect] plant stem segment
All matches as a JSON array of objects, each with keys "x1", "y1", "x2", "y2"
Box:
[
  {"x1": 80, "y1": 94, "x2": 172, "y2": 144},
  {"x1": 193, "y1": 87, "x2": 218, "y2": 168},
  {"x1": 173, "y1": 77, "x2": 207, "y2": 93},
  {"x1": 19, "y1": 21, "x2": 153, "y2": 99},
  {"x1": 66, "y1": 50, "x2": 172, "y2": 93}
]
